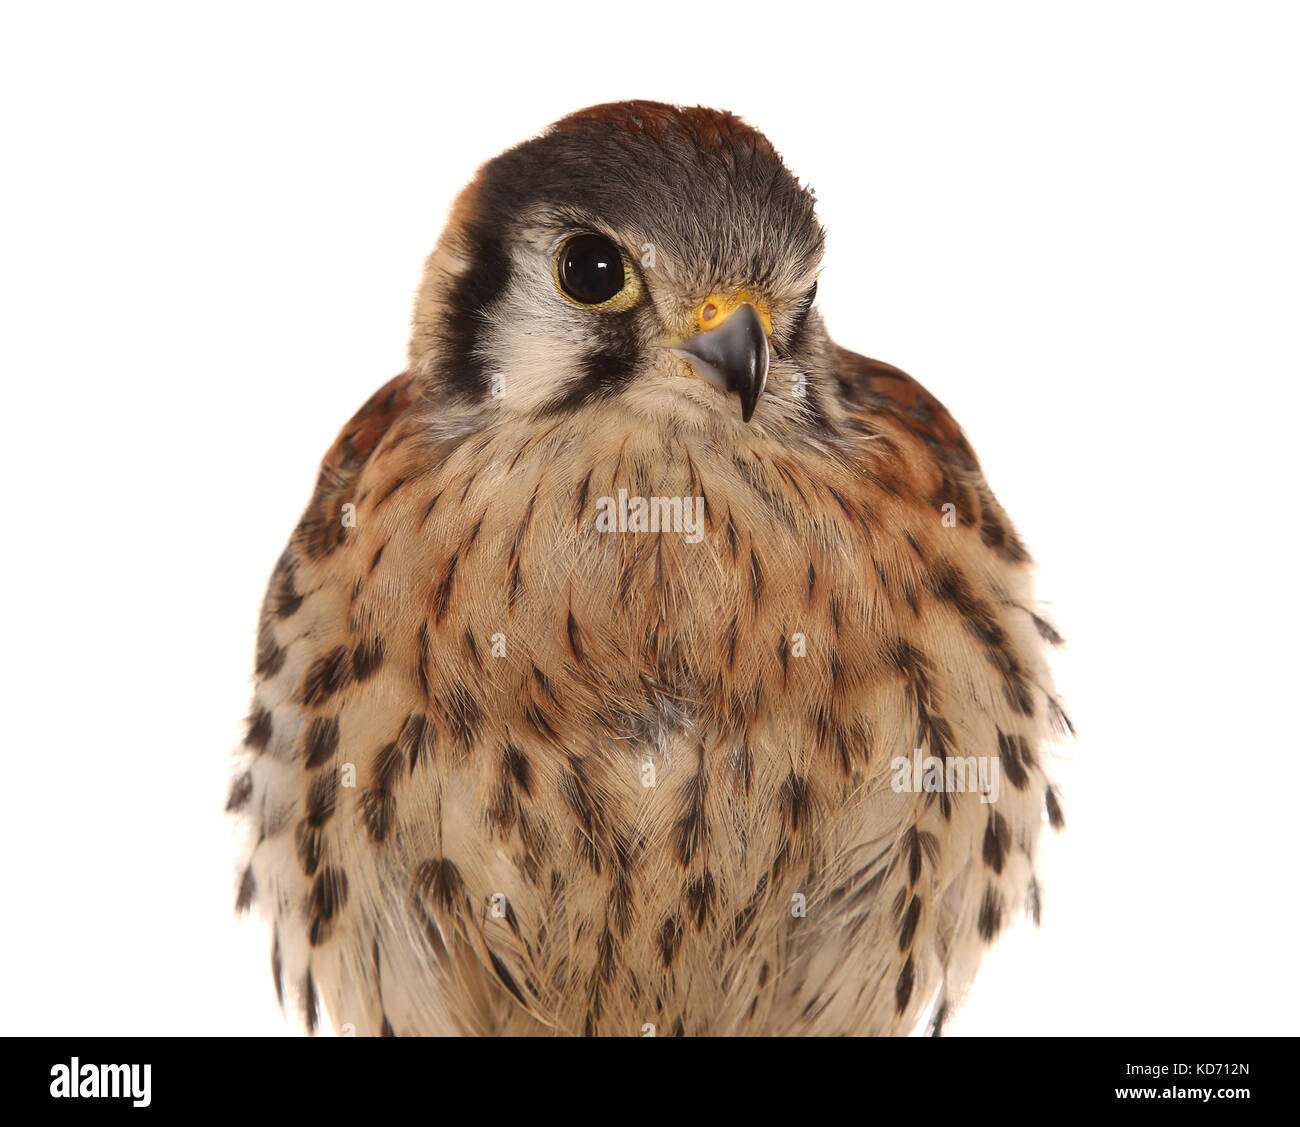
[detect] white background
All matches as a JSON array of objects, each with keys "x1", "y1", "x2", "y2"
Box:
[{"x1": 2, "y1": 1, "x2": 1295, "y2": 1035}]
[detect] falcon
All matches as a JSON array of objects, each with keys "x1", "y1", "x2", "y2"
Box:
[{"x1": 229, "y1": 100, "x2": 1068, "y2": 1037}]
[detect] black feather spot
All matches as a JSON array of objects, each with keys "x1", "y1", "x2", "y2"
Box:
[
  {"x1": 302, "y1": 969, "x2": 318, "y2": 1034},
  {"x1": 235, "y1": 863, "x2": 255, "y2": 913},
  {"x1": 898, "y1": 896, "x2": 921, "y2": 950},
  {"x1": 308, "y1": 866, "x2": 348, "y2": 946},
  {"x1": 352, "y1": 638, "x2": 385, "y2": 682},
  {"x1": 1045, "y1": 785, "x2": 1065, "y2": 830},
  {"x1": 245, "y1": 706, "x2": 273, "y2": 752},
  {"x1": 414, "y1": 858, "x2": 467, "y2": 914},
  {"x1": 982, "y1": 811, "x2": 1010, "y2": 874},
  {"x1": 978, "y1": 886, "x2": 1003, "y2": 941},
  {"x1": 302, "y1": 716, "x2": 340, "y2": 769},
  {"x1": 299, "y1": 646, "x2": 354, "y2": 706},
  {"x1": 225, "y1": 771, "x2": 253, "y2": 813},
  {"x1": 895, "y1": 954, "x2": 915, "y2": 1012},
  {"x1": 305, "y1": 769, "x2": 337, "y2": 828}
]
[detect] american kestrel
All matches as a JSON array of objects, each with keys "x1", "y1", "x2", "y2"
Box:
[{"x1": 230, "y1": 100, "x2": 1067, "y2": 1037}]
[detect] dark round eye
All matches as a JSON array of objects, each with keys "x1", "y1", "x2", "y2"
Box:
[{"x1": 558, "y1": 234, "x2": 625, "y2": 305}]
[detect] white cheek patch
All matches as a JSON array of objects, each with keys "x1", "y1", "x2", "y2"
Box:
[{"x1": 477, "y1": 255, "x2": 604, "y2": 414}]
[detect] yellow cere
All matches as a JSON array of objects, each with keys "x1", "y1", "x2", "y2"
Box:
[{"x1": 695, "y1": 291, "x2": 772, "y2": 336}]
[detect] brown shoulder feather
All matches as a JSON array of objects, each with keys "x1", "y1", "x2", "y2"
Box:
[
  {"x1": 831, "y1": 343, "x2": 979, "y2": 472},
  {"x1": 293, "y1": 372, "x2": 420, "y2": 562}
]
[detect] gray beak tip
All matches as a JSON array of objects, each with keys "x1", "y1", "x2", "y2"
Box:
[{"x1": 670, "y1": 303, "x2": 770, "y2": 423}]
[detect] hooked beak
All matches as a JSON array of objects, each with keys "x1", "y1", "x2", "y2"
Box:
[{"x1": 669, "y1": 300, "x2": 770, "y2": 422}]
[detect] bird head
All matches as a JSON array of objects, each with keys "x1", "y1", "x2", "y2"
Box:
[{"x1": 409, "y1": 101, "x2": 837, "y2": 435}]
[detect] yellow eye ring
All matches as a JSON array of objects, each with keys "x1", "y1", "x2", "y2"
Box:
[{"x1": 553, "y1": 233, "x2": 641, "y2": 312}]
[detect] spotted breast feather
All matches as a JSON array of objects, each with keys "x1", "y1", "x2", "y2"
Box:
[{"x1": 230, "y1": 341, "x2": 1065, "y2": 1037}]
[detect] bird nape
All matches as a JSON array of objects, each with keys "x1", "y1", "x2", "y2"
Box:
[{"x1": 228, "y1": 99, "x2": 1068, "y2": 1037}]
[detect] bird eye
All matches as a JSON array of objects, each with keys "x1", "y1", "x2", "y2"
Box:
[{"x1": 557, "y1": 234, "x2": 626, "y2": 306}]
